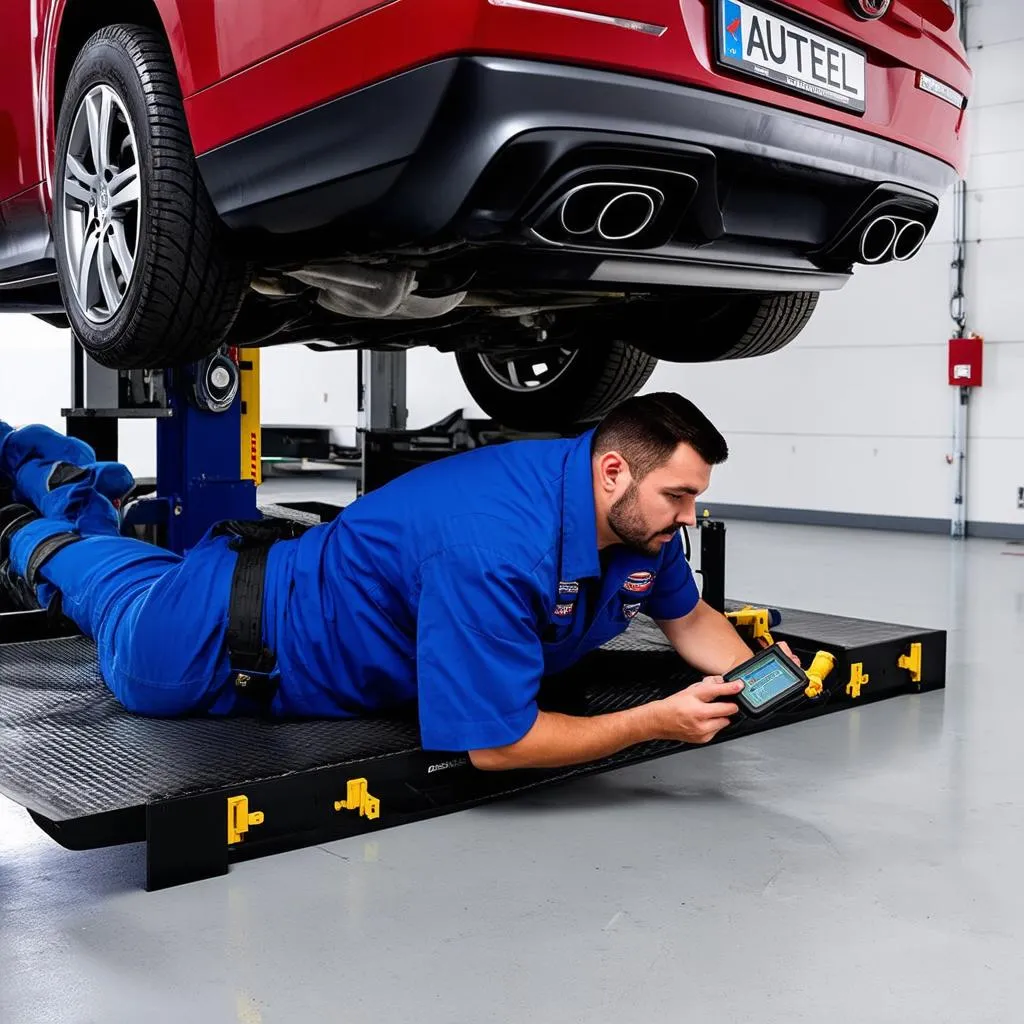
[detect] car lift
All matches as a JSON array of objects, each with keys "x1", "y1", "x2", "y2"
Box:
[{"x1": 0, "y1": 344, "x2": 944, "y2": 890}]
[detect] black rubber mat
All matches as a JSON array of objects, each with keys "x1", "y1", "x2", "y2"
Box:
[
  {"x1": 0, "y1": 628, "x2": 683, "y2": 822},
  {"x1": 0, "y1": 604, "x2": 941, "y2": 824},
  {"x1": 0, "y1": 636, "x2": 422, "y2": 820}
]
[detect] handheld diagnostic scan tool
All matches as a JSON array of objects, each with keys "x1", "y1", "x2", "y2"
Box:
[{"x1": 724, "y1": 645, "x2": 812, "y2": 719}]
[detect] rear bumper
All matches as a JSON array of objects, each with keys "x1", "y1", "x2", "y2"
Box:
[{"x1": 197, "y1": 55, "x2": 957, "y2": 289}]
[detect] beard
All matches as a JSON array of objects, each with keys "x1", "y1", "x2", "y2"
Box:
[{"x1": 607, "y1": 483, "x2": 677, "y2": 556}]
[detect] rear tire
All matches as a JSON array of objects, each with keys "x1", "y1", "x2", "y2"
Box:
[
  {"x1": 52, "y1": 24, "x2": 247, "y2": 369},
  {"x1": 457, "y1": 340, "x2": 657, "y2": 431},
  {"x1": 629, "y1": 292, "x2": 819, "y2": 362}
]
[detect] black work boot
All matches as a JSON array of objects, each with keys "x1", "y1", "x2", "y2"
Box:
[
  {"x1": 0, "y1": 504, "x2": 41, "y2": 611},
  {"x1": 0, "y1": 559, "x2": 41, "y2": 611},
  {"x1": 0, "y1": 504, "x2": 81, "y2": 621}
]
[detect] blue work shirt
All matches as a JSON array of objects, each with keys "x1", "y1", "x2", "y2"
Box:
[{"x1": 262, "y1": 430, "x2": 700, "y2": 751}]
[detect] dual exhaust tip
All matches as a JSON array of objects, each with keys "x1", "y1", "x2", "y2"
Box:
[
  {"x1": 555, "y1": 182, "x2": 664, "y2": 244},
  {"x1": 859, "y1": 215, "x2": 928, "y2": 265}
]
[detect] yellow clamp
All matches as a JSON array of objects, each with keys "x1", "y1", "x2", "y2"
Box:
[
  {"x1": 227, "y1": 795, "x2": 265, "y2": 845},
  {"x1": 847, "y1": 663, "x2": 869, "y2": 699},
  {"x1": 803, "y1": 650, "x2": 835, "y2": 699},
  {"x1": 335, "y1": 778, "x2": 381, "y2": 820},
  {"x1": 898, "y1": 642, "x2": 923, "y2": 684},
  {"x1": 725, "y1": 605, "x2": 775, "y2": 648}
]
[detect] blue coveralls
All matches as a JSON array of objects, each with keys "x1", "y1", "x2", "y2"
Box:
[{"x1": 0, "y1": 420, "x2": 700, "y2": 752}]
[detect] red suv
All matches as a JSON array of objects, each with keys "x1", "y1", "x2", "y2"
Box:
[{"x1": 0, "y1": 0, "x2": 971, "y2": 428}]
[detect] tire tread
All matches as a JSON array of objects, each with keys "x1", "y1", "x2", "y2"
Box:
[
  {"x1": 714, "y1": 292, "x2": 819, "y2": 361},
  {"x1": 581, "y1": 341, "x2": 658, "y2": 420}
]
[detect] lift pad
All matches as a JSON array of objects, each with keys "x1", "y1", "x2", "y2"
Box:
[{"x1": 0, "y1": 605, "x2": 944, "y2": 890}]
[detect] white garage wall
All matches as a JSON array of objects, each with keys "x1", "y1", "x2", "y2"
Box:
[
  {"x1": 404, "y1": 348, "x2": 485, "y2": 428},
  {"x1": 0, "y1": 316, "x2": 163, "y2": 477},
  {"x1": 0, "y1": 316, "x2": 70, "y2": 434},
  {"x1": 259, "y1": 345, "x2": 360, "y2": 447},
  {"x1": 958, "y1": 0, "x2": 1024, "y2": 531}
]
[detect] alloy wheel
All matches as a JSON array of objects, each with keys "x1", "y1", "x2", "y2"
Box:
[{"x1": 62, "y1": 84, "x2": 141, "y2": 323}]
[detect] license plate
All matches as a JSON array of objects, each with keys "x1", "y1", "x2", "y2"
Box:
[{"x1": 717, "y1": 0, "x2": 867, "y2": 114}]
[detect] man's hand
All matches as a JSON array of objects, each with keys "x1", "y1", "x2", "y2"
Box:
[{"x1": 649, "y1": 676, "x2": 744, "y2": 745}]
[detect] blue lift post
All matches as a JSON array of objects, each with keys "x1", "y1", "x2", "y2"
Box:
[
  {"x1": 64, "y1": 345, "x2": 259, "y2": 556},
  {"x1": 153, "y1": 364, "x2": 258, "y2": 553}
]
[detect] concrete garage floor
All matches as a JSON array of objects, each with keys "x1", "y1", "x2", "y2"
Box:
[{"x1": 1, "y1": 512, "x2": 1022, "y2": 1024}]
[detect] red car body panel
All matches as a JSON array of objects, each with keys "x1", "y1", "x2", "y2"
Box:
[
  {"x1": 11, "y1": 0, "x2": 971, "y2": 193},
  {"x1": 1, "y1": 0, "x2": 970, "y2": 239},
  {"x1": 0, "y1": 0, "x2": 44, "y2": 200},
  {"x1": 170, "y1": 0, "x2": 970, "y2": 172}
]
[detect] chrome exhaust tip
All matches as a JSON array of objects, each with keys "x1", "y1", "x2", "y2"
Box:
[
  {"x1": 859, "y1": 216, "x2": 900, "y2": 264},
  {"x1": 596, "y1": 191, "x2": 657, "y2": 241},
  {"x1": 892, "y1": 219, "x2": 928, "y2": 262}
]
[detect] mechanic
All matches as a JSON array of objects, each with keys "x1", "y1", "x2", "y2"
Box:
[{"x1": 0, "y1": 392, "x2": 794, "y2": 770}]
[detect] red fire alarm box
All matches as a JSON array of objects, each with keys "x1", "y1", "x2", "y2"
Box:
[{"x1": 949, "y1": 335, "x2": 984, "y2": 387}]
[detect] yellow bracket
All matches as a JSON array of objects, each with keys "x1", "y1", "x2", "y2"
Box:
[
  {"x1": 846, "y1": 663, "x2": 870, "y2": 699},
  {"x1": 335, "y1": 778, "x2": 381, "y2": 820},
  {"x1": 725, "y1": 606, "x2": 775, "y2": 648},
  {"x1": 898, "y1": 642, "x2": 923, "y2": 684},
  {"x1": 803, "y1": 650, "x2": 836, "y2": 699},
  {"x1": 227, "y1": 795, "x2": 265, "y2": 845}
]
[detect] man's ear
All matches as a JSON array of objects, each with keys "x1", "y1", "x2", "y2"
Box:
[{"x1": 596, "y1": 450, "x2": 629, "y2": 493}]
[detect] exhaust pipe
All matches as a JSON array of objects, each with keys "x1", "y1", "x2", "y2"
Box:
[
  {"x1": 892, "y1": 220, "x2": 927, "y2": 262},
  {"x1": 559, "y1": 182, "x2": 663, "y2": 243},
  {"x1": 859, "y1": 216, "x2": 899, "y2": 264}
]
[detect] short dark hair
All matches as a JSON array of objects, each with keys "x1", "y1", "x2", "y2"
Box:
[{"x1": 591, "y1": 393, "x2": 729, "y2": 479}]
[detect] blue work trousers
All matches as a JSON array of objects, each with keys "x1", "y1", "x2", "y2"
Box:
[{"x1": 1, "y1": 423, "x2": 239, "y2": 715}]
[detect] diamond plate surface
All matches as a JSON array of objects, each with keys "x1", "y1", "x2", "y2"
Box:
[
  {"x1": 257, "y1": 503, "x2": 325, "y2": 527},
  {"x1": 0, "y1": 637, "x2": 422, "y2": 821},
  {"x1": 606, "y1": 605, "x2": 938, "y2": 652},
  {"x1": 0, "y1": 602, "x2": 935, "y2": 823},
  {"x1": 768, "y1": 607, "x2": 934, "y2": 647},
  {"x1": 602, "y1": 616, "x2": 673, "y2": 653},
  {"x1": 0, "y1": 627, "x2": 679, "y2": 822}
]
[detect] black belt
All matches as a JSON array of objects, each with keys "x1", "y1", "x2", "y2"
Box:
[{"x1": 213, "y1": 517, "x2": 310, "y2": 709}]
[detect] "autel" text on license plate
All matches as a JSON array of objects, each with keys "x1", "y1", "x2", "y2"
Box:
[{"x1": 717, "y1": 0, "x2": 867, "y2": 114}]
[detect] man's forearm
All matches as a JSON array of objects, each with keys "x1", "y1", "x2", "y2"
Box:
[
  {"x1": 469, "y1": 706, "x2": 658, "y2": 771},
  {"x1": 656, "y1": 600, "x2": 752, "y2": 675}
]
